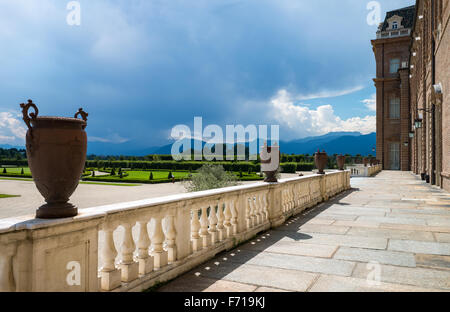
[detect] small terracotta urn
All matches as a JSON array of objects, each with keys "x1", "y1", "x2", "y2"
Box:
[
  {"x1": 336, "y1": 154, "x2": 345, "y2": 171},
  {"x1": 363, "y1": 157, "x2": 369, "y2": 167},
  {"x1": 314, "y1": 150, "x2": 328, "y2": 175},
  {"x1": 260, "y1": 142, "x2": 280, "y2": 183},
  {"x1": 21, "y1": 100, "x2": 88, "y2": 219}
]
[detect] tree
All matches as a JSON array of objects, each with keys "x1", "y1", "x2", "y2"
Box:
[
  {"x1": 184, "y1": 164, "x2": 239, "y2": 192},
  {"x1": 21, "y1": 168, "x2": 24, "y2": 175},
  {"x1": 168, "y1": 171, "x2": 173, "y2": 179},
  {"x1": 2, "y1": 168, "x2": 6, "y2": 174},
  {"x1": 111, "y1": 168, "x2": 116, "y2": 176},
  {"x1": 92, "y1": 171, "x2": 95, "y2": 177},
  {"x1": 149, "y1": 172, "x2": 153, "y2": 180}
]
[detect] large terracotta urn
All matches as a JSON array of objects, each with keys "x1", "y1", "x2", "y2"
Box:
[
  {"x1": 336, "y1": 154, "x2": 345, "y2": 171},
  {"x1": 260, "y1": 142, "x2": 280, "y2": 183},
  {"x1": 314, "y1": 150, "x2": 328, "y2": 175},
  {"x1": 363, "y1": 157, "x2": 369, "y2": 167},
  {"x1": 20, "y1": 100, "x2": 88, "y2": 219}
]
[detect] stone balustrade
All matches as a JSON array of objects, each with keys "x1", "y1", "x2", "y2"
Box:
[
  {"x1": 0, "y1": 170, "x2": 350, "y2": 292},
  {"x1": 347, "y1": 164, "x2": 382, "y2": 177}
]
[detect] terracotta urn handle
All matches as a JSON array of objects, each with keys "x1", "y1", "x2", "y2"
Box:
[
  {"x1": 74, "y1": 108, "x2": 88, "y2": 129},
  {"x1": 20, "y1": 99, "x2": 39, "y2": 132}
]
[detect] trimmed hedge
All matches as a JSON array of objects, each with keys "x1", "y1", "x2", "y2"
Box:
[
  {"x1": 280, "y1": 163, "x2": 297, "y2": 173},
  {"x1": 296, "y1": 162, "x2": 315, "y2": 171},
  {"x1": 85, "y1": 160, "x2": 261, "y2": 172}
]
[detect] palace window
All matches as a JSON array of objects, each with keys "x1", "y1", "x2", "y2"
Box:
[
  {"x1": 389, "y1": 97, "x2": 400, "y2": 119},
  {"x1": 390, "y1": 58, "x2": 400, "y2": 73},
  {"x1": 392, "y1": 21, "x2": 398, "y2": 29}
]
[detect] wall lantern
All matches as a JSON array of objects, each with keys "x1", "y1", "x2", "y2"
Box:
[
  {"x1": 414, "y1": 118, "x2": 423, "y2": 129},
  {"x1": 403, "y1": 142, "x2": 409, "y2": 147},
  {"x1": 433, "y1": 83, "x2": 443, "y2": 94},
  {"x1": 409, "y1": 131, "x2": 415, "y2": 138}
]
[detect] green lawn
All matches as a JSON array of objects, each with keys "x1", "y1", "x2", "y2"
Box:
[
  {"x1": 85, "y1": 169, "x2": 263, "y2": 183},
  {"x1": 0, "y1": 194, "x2": 20, "y2": 198},
  {"x1": 0, "y1": 167, "x2": 263, "y2": 185},
  {"x1": 80, "y1": 181, "x2": 140, "y2": 187},
  {"x1": 0, "y1": 167, "x2": 32, "y2": 176}
]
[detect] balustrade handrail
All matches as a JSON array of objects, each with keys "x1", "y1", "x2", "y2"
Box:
[{"x1": 0, "y1": 170, "x2": 350, "y2": 292}]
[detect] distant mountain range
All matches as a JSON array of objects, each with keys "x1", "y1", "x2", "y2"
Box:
[{"x1": 1, "y1": 132, "x2": 376, "y2": 156}]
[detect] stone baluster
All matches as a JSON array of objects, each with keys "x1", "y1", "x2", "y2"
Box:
[
  {"x1": 208, "y1": 202, "x2": 219, "y2": 244},
  {"x1": 165, "y1": 215, "x2": 177, "y2": 263},
  {"x1": 137, "y1": 220, "x2": 154, "y2": 275},
  {"x1": 257, "y1": 193, "x2": 265, "y2": 223},
  {"x1": 200, "y1": 206, "x2": 211, "y2": 248},
  {"x1": 246, "y1": 197, "x2": 253, "y2": 229},
  {"x1": 0, "y1": 243, "x2": 16, "y2": 292},
  {"x1": 151, "y1": 216, "x2": 168, "y2": 269},
  {"x1": 223, "y1": 199, "x2": 232, "y2": 238},
  {"x1": 292, "y1": 186, "x2": 298, "y2": 209},
  {"x1": 254, "y1": 194, "x2": 262, "y2": 225},
  {"x1": 230, "y1": 198, "x2": 238, "y2": 235},
  {"x1": 250, "y1": 195, "x2": 257, "y2": 226},
  {"x1": 191, "y1": 207, "x2": 201, "y2": 252},
  {"x1": 216, "y1": 200, "x2": 226, "y2": 241},
  {"x1": 284, "y1": 189, "x2": 289, "y2": 212},
  {"x1": 120, "y1": 222, "x2": 139, "y2": 283},
  {"x1": 263, "y1": 192, "x2": 269, "y2": 221},
  {"x1": 100, "y1": 226, "x2": 121, "y2": 291}
]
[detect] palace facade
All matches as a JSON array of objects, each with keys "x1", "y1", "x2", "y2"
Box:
[{"x1": 371, "y1": 1, "x2": 449, "y2": 191}]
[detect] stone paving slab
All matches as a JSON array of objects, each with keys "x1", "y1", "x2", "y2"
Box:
[
  {"x1": 390, "y1": 208, "x2": 450, "y2": 216},
  {"x1": 196, "y1": 261, "x2": 318, "y2": 292},
  {"x1": 357, "y1": 216, "x2": 428, "y2": 226},
  {"x1": 346, "y1": 226, "x2": 435, "y2": 241},
  {"x1": 240, "y1": 240, "x2": 338, "y2": 258},
  {"x1": 309, "y1": 275, "x2": 442, "y2": 292},
  {"x1": 312, "y1": 214, "x2": 358, "y2": 221},
  {"x1": 427, "y1": 219, "x2": 450, "y2": 227},
  {"x1": 380, "y1": 223, "x2": 450, "y2": 233},
  {"x1": 271, "y1": 231, "x2": 389, "y2": 250},
  {"x1": 333, "y1": 220, "x2": 381, "y2": 229},
  {"x1": 386, "y1": 212, "x2": 450, "y2": 221},
  {"x1": 321, "y1": 206, "x2": 389, "y2": 216},
  {"x1": 352, "y1": 262, "x2": 450, "y2": 290},
  {"x1": 415, "y1": 254, "x2": 450, "y2": 270},
  {"x1": 334, "y1": 246, "x2": 416, "y2": 267},
  {"x1": 434, "y1": 233, "x2": 450, "y2": 243},
  {"x1": 388, "y1": 239, "x2": 450, "y2": 256},
  {"x1": 158, "y1": 275, "x2": 258, "y2": 292},
  {"x1": 280, "y1": 223, "x2": 350, "y2": 235},
  {"x1": 254, "y1": 287, "x2": 288, "y2": 292},
  {"x1": 223, "y1": 249, "x2": 356, "y2": 276}
]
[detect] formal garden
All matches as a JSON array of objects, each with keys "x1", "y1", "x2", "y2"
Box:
[{"x1": 0, "y1": 148, "x2": 375, "y2": 185}]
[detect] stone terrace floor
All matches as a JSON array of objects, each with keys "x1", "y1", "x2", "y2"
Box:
[{"x1": 157, "y1": 171, "x2": 450, "y2": 292}]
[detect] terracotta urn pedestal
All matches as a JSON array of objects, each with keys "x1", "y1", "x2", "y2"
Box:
[
  {"x1": 21, "y1": 100, "x2": 88, "y2": 219},
  {"x1": 314, "y1": 150, "x2": 328, "y2": 175},
  {"x1": 336, "y1": 154, "x2": 346, "y2": 171}
]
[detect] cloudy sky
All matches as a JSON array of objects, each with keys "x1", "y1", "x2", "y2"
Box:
[{"x1": 0, "y1": 0, "x2": 415, "y2": 147}]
